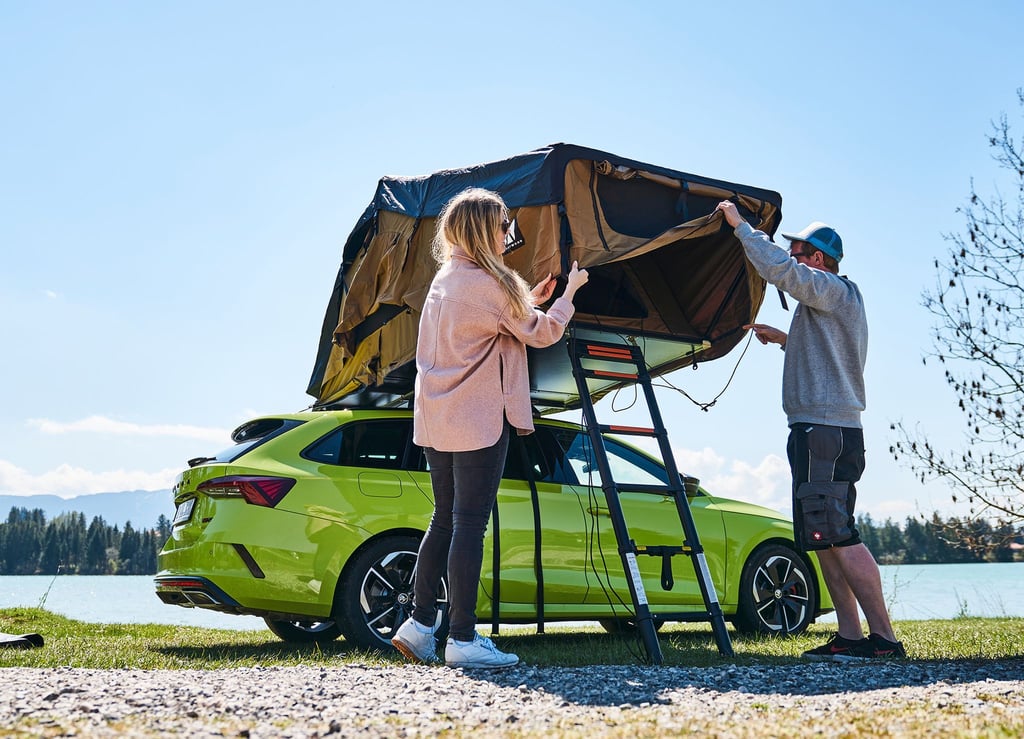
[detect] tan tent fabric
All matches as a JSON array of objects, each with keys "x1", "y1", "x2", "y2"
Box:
[{"x1": 309, "y1": 145, "x2": 782, "y2": 409}]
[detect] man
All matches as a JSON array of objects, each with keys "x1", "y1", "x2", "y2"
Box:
[{"x1": 716, "y1": 200, "x2": 906, "y2": 662}]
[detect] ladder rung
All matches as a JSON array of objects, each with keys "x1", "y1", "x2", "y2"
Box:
[
  {"x1": 582, "y1": 343, "x2": 636, "y2": 361},
  {"x1": 599, "y1": 424, "x2": 657, "y2": 436},
  {"x1": 617, "y1": 483, "x2": 685, "y2": 495},
  {"x1": 585, "y1": 369, "x2": 638, "y2": 381},
  {"x1": 636, "y1": 545, "x2": 692, "y2": 555}
]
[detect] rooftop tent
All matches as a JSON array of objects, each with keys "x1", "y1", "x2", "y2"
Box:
[{"x1": 307, "y1": 143, "x2": 782, "y2": 410}]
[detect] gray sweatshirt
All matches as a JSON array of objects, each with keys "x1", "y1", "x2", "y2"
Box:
[{"x1": 734, "y1": 222, "x2": 867, "y2": 429}]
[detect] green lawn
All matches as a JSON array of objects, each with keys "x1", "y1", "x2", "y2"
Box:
[{"x1": 2, "y1": 607, "x2": 1021, "y2": 669}]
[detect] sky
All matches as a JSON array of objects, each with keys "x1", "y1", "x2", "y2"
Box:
[{"x1": 2, "y1": 1, "x2": 1022, "y2": 525}]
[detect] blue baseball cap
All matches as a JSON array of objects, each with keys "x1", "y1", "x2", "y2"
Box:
[{"x1": 782, "y1": 221, "x2": 843, "y2": 262}]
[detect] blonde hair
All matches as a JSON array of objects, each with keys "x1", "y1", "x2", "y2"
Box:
[{"x1": 432, "y1": 188, "x2": 533, "y2": 320}]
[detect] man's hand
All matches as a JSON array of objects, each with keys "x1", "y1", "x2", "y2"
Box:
[
  {"x1": 530, "y1": 273, "x2": 556, "y2": 304},
  {"x1": 716, "y1": 201, "x2": 744, "y2": 228},
  {"x1": 744, "y1": 323, "x2": 787, "y2": 346}
]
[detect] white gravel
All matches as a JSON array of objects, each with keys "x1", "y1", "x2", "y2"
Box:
[{"x1": 2, "y1": 661, "x2": 1022, "y2": 737}]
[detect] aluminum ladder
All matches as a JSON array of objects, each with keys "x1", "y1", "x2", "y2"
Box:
[{"x1": 566, "y1": 331, "x2": 735, "y2": 663}]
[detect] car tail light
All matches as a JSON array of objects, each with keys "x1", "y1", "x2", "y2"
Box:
[{"x1": 197, "y1": 475, "x2": 296, "y2": 507}]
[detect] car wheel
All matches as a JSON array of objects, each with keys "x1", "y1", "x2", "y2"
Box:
[
  {"x1": 263, "y1": 617, "x2": 342, "y2": 644},
  {"x1": 598, "y1": 617, "x2": 665, "y2": 635},
  {"x1": 334, "y1": 535, "x2": 449, "y2": 651},
  {"x1": 733, "y1": 543, "x2": 816, "y2": 636}
]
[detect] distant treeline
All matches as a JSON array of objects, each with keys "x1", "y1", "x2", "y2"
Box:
[
  {"x1": 1, "y1": 506, "x2": 1021, "y2": 576},
  {"x1": 0, "y1": 507, "x2": 171, "y2": 576},
  {"x1": 856, "y1": 513, "x2": 1022, "y2": 564}
]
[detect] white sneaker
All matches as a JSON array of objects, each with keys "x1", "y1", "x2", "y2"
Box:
[
  {"x1": 444, "y1": 634, "x2": 519, "y2": 669},
  {"x1": 391, "y1": 618, "x2": 439, "y2": 664}
]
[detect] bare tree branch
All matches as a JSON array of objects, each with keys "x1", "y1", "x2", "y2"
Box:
[{"x1": 891, "y1": 88, "x2": 1024, "y2": 538}]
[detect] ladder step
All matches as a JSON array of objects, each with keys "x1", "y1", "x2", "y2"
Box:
[
  {"x1": 636, "y1": 544, "x2": 692, "y2": 555},
  {"x1": 583, "y1": 369, "x2": 638, "y2": 381},
  {"x1": 617, "y1": 482, "x2": 686, "y2": 495},
  {"x1": 580, "y1": 343, "x2": 637, "y2": 362},
  {"x1": 598, "y1": 424, "x2": 658, "y2": 437}
]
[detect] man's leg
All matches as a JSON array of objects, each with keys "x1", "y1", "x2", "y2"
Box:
[
  {"x1": 825, "y1": 542, "x2": 897, "y2": 642},
  {"x1": 814, "y1": 548, "x2": 865, "y2": 640}
]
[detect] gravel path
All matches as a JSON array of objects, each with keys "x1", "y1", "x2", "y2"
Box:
[{"x1": 2, "y1": 661, "x2": 1022, "y2": 737}]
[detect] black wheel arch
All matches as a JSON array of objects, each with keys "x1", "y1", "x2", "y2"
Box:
[
  {"x1": 331, "y1": 526, "x2": 426, "y2": 605},
  {"x1": 331, "y1": 528, "x2": 440, "y2": 651}
]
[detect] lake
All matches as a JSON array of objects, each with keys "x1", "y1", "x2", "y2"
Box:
[{"x1": 1, "y1": 562, "x2": 1020, "y2": 634}]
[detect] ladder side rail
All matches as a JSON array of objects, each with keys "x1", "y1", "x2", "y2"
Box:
[
  {"x1": 567, "y1": 336, "x2": 664, "y2": 665},
  {"x1": 635, "y1": 358, "x2": 735, "y2": 657}
]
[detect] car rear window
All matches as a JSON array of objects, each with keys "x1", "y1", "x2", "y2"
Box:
[
  {"x1": 302, "y1": 419, "x2": 414, "y2": 470},
  {"x1": 204, "y1": 419, "x2": 305, "y2": 464}
]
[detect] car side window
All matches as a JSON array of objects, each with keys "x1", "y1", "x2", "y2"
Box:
[
  {"x1": 604, "y1": 437, "x2": 670, "y2": 486},
  {"x1": 416, "y1": 429, "x2": 571, "y2": 484},
  {"x1": 500, "y1": 430, "x2": 573, "y2": 483},
  {"x1": 561, "y1": 430, "x2": 670, "y2": 486},
  {"x1": 536, "y1": 428, "x2": 582, "y2": 484},
  {"x1": 302, "y1": 420, "x2": 414, "y2": 470}
]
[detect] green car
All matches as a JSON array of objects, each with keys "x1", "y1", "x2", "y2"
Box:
[{"x1": 156, "y1": 409, "x2": 832, "y2": 648}]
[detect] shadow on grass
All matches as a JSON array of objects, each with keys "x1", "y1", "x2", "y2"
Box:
[
  {"x1": 497, "y1": 627, "x2": 730, "y2": 667},
  {"x1": 151, "y1": 638, "x2": 372, "y2": 662},
  {"x1": 403, "y1": 626, "x2": 1024, "y2": 706},
  {"x1": 465, "y1": 651, "x2": 1024, "y2": 707},
  {"x1": 150, "y1": 624, "x2": 729, "y2": 667}
]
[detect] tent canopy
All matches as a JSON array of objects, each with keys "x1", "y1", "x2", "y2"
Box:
[{"x1": 307, "y1": 143, "x2": 782, "y2": 410}]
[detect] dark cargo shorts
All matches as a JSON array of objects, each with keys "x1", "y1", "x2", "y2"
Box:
[{"x1": 787, "y1": 423, "x2": 865, "y2": 552}]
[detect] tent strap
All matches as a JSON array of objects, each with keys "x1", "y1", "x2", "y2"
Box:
[{"x1": 516, "y1": 436, "x2": 545, "y2": 633}]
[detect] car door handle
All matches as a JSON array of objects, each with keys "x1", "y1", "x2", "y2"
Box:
[{"x1": 587, "y1": 507, "x2": 610, "y2": 517}]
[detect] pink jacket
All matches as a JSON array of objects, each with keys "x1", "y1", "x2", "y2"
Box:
[{"x1": 413, "y1": 252, "x2": 574, "y2": 452}]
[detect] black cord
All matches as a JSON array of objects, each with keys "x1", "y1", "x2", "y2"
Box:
[
  {"x1": 651, "y1": 330, "x2": 755, "y2": 412},
  {"x1": 571, "y1": 407, "x2": 645, "y2": 662}
]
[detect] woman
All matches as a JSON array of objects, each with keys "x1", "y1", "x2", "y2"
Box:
[{"x1": 392, "y1": 187, "x2": 589, "y2": 668}]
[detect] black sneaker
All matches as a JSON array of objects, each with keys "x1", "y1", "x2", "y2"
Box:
[
  {"x1": 836, "y1": 633, "x2": 907, "y2": 662},
  {"x1": 801, "y1": 634, "x2": 868, "y2": 662}
]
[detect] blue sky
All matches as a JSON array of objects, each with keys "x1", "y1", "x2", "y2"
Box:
[{"x1": 2, "y1": 1, "x2": 1021, "y2": 524}]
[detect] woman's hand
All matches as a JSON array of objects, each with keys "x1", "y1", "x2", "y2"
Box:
[
  {"x1": 530, "y1": 273, "x2": 556, "y2": 305},
  {"x1": 562, "y1": 261, "x2": 589, "y2": 302}
]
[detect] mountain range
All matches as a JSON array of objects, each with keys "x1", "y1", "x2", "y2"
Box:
[{"x1": 1, "y1": 490, "x2": 173, "y2": 529}]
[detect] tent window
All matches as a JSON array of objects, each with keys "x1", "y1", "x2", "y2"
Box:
[
  {"x1": 595, "y1": 174, "x2": 681, "y2": 238},
  {"x1": 596, "y1": 174, "x2": 722, "y2": 239}
]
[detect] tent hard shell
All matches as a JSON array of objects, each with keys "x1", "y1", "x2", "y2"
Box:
[{"x1": 307, "y1": 143, "x2": 782, "y2": 411}]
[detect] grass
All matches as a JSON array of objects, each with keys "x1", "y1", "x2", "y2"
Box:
[{"x1": 1, "y1": 607, "x2": 1022, "y2": 669}]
